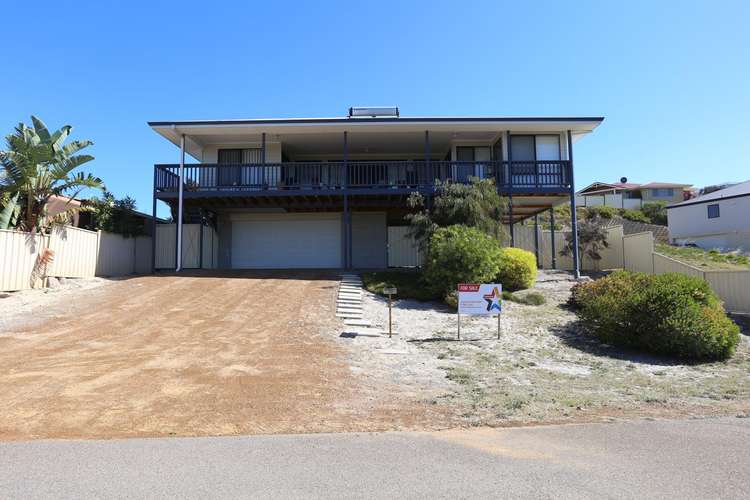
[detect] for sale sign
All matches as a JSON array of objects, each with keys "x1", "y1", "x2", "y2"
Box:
[{"x1": 457, "y1": 283, "x2": 502, "y2": 316}]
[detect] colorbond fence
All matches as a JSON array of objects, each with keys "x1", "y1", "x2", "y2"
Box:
[
  {"x1": 0, "y1": 226, "x2": 154, "y2": 292},
  {"x1": 512, "y1": 225, "x2": 625, "y2": 271},
  {"x1": 620, "y1": 233, "x2": 749, "y2": 312},
  {"x1": 154, "y1": 224, "x2": 219, "y2": 270},
  {"x1": 514, "y1": 224, "x2": 749, "y2": 313}
]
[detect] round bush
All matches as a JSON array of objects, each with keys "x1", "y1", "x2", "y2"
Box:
[
  {"x1": 423, "y1": 225, "x2": 501, "y2": 296},
  {"x1": 571, "y1": 270, "x2": 740, "y2": 360},
  {"x1": 496, "y1": 247, "x2": 537, "y2": 291}
]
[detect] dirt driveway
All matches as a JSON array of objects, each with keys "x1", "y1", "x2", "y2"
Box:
[{"x1": 0, "y1": 272, "x2": 438, "y2": 440}]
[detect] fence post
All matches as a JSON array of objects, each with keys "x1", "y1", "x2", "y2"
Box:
[{"x1": 96, "y1": 230, "x2": 102, "y2": 277}]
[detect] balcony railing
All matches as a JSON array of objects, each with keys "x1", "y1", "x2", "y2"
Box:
[{"x1": 154, "y1": 160, "x2": 571, "y2": 193}]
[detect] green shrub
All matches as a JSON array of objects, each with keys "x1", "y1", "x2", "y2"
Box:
[
  {"x1": 571, "y1": 271, "x2": 740, "y2": 360},
  {"x1": 641, "y1": 201, "x2": 668, "y2": 225},
  {"x1": 423, "y1": 225, "x2": 502, "y2": 296},
  {"x1": 496, "y1": 247, "x2": 537, "y2": 291},
  {"x1": 618, "y1": 208, "x2": 650, "y2": 223},
  {"x1": 585, "y1": 205, "x2": 617, "y2": 219}
]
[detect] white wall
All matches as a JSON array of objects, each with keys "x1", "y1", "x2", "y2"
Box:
[{"x1": 668, "y1": 196, "x2": 750, "y2": 252}]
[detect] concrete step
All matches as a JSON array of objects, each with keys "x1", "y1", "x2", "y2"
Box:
[
  {"x1": 344, "y1": 318, "x2": 372, "y2": 327},
  {"x1": 336, "y1": 313, "x2": 363, "y2": 319}
]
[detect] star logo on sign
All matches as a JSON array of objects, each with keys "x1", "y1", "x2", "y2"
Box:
[{"x1": 483, "y1": 286, "x2": 502, "y2": 312}]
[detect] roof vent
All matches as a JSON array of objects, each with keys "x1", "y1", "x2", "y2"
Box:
[{"x1": 348, "y1": 106, "x2": 399, "y2": 118}]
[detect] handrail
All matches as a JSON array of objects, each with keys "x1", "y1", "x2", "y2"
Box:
[{"x1": 154, "y1": 160, "x2": 572, "y2": 192}]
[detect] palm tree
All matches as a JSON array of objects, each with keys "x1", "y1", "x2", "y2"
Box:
[{"x1": 0, "y1": 116, "x2": 104, "y2": 231}]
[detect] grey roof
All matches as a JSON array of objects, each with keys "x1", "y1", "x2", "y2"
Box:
[
  {"x1": 667, "y1": 180, "x2": 750, "y2": 209},
  {"x1": 147, "y1": 115, "x2": 604, "y2": 127}
]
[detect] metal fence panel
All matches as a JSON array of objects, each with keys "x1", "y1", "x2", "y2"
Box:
[
  {"x1": 95, "y1": 232, "x2": 135, "y2": 276},
  {"x1": 705, "y1": 271, "x2": 750, "y2": 313},
  {"x1": 0, "y1": 230, "x2": 48, "y2": 291},
  {"x1": 387, "y1": 226, "x2": 423, "y2": 267},
  {"x1": 48, "y1": 225, "x2": 99, "y2": 278}
]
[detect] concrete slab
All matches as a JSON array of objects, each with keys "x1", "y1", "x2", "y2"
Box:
[{"x1": 337, "y1": 306, "x2": 363, "y2": 311}]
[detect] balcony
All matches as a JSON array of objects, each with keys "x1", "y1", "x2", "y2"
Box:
[{"x1": 154, "y1": 160, "x2": 571, "y2": 196}]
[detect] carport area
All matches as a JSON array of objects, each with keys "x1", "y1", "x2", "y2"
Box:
[{"x1": 0, "y1": 271, "x2": 417, "y2": 440}]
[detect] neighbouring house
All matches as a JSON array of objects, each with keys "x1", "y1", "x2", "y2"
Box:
[
  {"x1": 576, "y1": 180, "x2": 693, "y2": 209},
  {"x1": 666, "y1": 180, "x2": 750, "y2": 253},
  {"x1": 47, "y1": 195, "x2": 83, "y2": 226},
  {"x1": 148, "y1": 108, "x2": 603, "y2": 272}
]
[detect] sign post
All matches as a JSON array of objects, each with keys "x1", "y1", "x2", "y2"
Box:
[
  {"x1": 457, "y1": 283, "x2": 502, "y2": 340},
  {"x1": 383, "y1": 286, "x2": 397, "y2": 338}
]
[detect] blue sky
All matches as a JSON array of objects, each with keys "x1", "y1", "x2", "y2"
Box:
[{"x1": 2, "y1": 0, "x2": 748, "y2": 217}]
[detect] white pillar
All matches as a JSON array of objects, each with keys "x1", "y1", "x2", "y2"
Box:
[{"x1": 176, "y1": 134, "x2": 185, "y2": 272}]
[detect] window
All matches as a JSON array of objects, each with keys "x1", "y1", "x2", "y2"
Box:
[
  {"x1": 456, "y1": 146, "x2": 491, "y2": 181},
  {"x1": 509, "y1": 135, "x2": 561, "y2": 161},
  {"x1": 650, "y1": 188, "x2": 675, "y2": 198},
  {"x1": 217, "y1": 148, "x2": 263, "y2": 186},
  {"x1": 707, "y1": 204, "x2": 720, "y2": 219},
  {"x1": 509, "y1": 136, "x2": 535, "y2": 161}
]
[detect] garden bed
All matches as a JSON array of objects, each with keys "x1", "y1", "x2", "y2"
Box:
[{"x1": 340, "y1": 270, "x2": 750, "y2": 427}]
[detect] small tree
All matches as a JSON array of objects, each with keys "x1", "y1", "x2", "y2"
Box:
[
  {"x1": 84, "y1": 192, "x2": 144, "y2": 237},
  {"x1": 561, "y1": 213, "x2": 610, "y2": 269},
  {"x1": 406, "y1": 178, "x2": 506, "y2": 248}
]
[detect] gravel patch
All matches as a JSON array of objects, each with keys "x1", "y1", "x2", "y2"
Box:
[{"x1": 0, "y1": 277, "x2": 110, "y2": 332}]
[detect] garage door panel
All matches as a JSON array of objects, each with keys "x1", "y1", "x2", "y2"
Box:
[{"x1": 231, "y1": 214, "x2": 341, "y2": 269}]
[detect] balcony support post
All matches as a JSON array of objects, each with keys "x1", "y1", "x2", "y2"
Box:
[
  {"x1": 261, "y1": 132, "x2": 266, "y2": 188},
  {"x1": 534, "y1": 213, "x2": 540, "y2": 267},
  {"x1": 550, "y1": 207, "x2": 557, "y2": 269},
  {"x1": 176, "y1": 134, "x2": 185, "y2": 272},
  {"x1": 567, "y1": 130, "x2": 580, "y2": 279},
  {"x1": 343, "y1": 131, "x2": 351, "y2": 268},
  {"x1": 424, "y1": 130, "x2": 431, "y2": 187},
  {"x1": 506, "y1": 130, "x2": 514, "y2": 247},
  {"x1": 151, "y1": 167, "x2": 157, "y2": 272}
]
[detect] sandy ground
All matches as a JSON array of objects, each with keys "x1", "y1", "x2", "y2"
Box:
[
  {"x1": 348, "y1": 270, "x2": 750, "y2": 426},
  {"x1": 0, "y1": 271, "x2": 441, "y2": 441},
  {"x1": 2, "y1": 269, "x2": 747, "y2": 441}
]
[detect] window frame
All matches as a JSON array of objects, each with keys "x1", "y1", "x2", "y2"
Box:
[{"x1": 707, "y1": 204, "x2": 720, "y2": 219}]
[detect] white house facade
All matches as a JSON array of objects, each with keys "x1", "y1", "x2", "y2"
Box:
[{"x1": 667, "y1": 180, "x2": 750, "y2": 253}]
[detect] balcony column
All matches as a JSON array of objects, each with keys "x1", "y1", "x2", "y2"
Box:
[
  {"x1": 176, "y1": 133, "x2": 185, "y2": 272},
  {"x1": 261, "y1": 132, "x2": 266, "y2": 188},
  {"x1": 151, "y1": 167, "x2": 157, "y2": 272},
  {"x1": 343, "y1": 131, "x2": 351, "y2": 269},
  {"x1": 506, "y1": 130, "x2": 514, "y2": 247},
  {"x1": 567, "y1": 130, "x2": 581, "y2": 278},
  {"x1": 550, "y1": 207, "x2": 557, "y2": 269},
  {"x1": 534, "y1": 213, "x2": 540, "y2": 267},
  {"x1": 424, "y1": 130, "x2": 431, "y2": 187}
]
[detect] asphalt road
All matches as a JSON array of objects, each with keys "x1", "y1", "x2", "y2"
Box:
[{"x1": 1, "y1": 417, "x2": 748, "y2": 499}]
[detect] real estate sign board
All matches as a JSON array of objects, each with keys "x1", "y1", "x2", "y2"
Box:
[{"x1": 457, "y1": 283, "x2": 502, "y2": 316}]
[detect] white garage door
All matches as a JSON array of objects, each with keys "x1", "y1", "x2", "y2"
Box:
[{"x1": 231, "y1": 213, "x2": 342, "y2": 269}]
